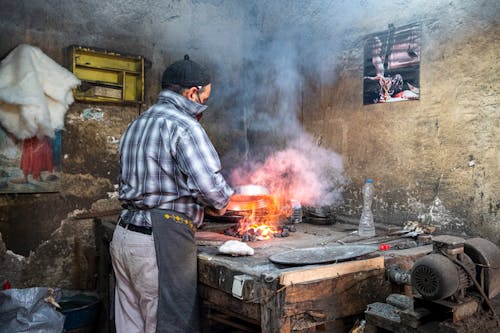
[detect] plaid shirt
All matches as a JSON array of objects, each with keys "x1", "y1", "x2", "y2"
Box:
[{"x1": 119, "y1": 90, "x2": 233, "y2": 227}]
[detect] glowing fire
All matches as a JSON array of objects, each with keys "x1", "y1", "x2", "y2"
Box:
[
  {"x1": 227, "y1": 192, "x2": 282, "y2": 240},
  {"x1": 238, "y1": 220, "x2": 279, "y2": 240},
  {"x1": 236, "y1": 210, "x2": 280, "y2": 240}
]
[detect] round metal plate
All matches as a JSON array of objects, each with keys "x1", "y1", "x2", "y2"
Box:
[{"x1": 268, "y1": 245, "x2": 378, "y2": 266}]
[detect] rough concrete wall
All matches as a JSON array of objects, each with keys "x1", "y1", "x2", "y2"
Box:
[
  {"x1": 0, "y1": 0, "x2": 246, "y2": 288},
  {"x1": 0, "y1": 198, "x2": 121, "y2": 289},
  {"x1": 302, "y1": 1, "x2": 500, "y2": 243}
]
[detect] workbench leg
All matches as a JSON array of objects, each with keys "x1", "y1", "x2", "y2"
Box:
[
  {"x1": 260, "y1": 290, "x2": 288, "y2": 333},
  {"x1": 200, "y1": 304, "x2": 211, "y2": 333}
]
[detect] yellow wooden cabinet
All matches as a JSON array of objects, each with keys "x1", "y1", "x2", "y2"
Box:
[{"x1": 69, "y1": 45, "x2": 144, "y2": 104}]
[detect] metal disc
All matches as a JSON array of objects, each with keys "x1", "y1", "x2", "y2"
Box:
[{"x1": 269, "y1": 245, "x2": 378, "y2": 266}]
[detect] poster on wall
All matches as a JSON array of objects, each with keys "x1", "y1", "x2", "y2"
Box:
[
  {"x1": 0, "y1": 126, "x2": 62, "y2": 193},
  {"x1": 363, "y1": 22, "x2": 421, "y2": 104}
]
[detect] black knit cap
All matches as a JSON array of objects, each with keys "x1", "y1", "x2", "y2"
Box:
[{"x1": 161, "y1": 54, "x2": 211, "y2": 88}]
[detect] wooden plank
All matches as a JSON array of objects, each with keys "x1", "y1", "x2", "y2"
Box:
[
  {"x1": 197, "y1": 254, "x2": 281, "y2": 303},
  {"x1": 279, "y1": 256, "x2": 384, "y2": 286},
  {"x1": 88, "y1": 85, "x2": 122, "y2": 99},
  {"x1": 74, "y1": 209, "x2": 120, "y2": 219},
  {"x1": 259, "y1": 284, "x2": 286, "y2": 333},
  {"x1": 199, "y1": 284, "x2": 261, "y2": 323},
  {"x1": 283, "y1": 269, "x2": 391, "y2": 319},
  {"x1": 198, "y1": 255, "x2": 241, "y2": 294},
  {"x1": 288, "y1": 312, "x2": 328, "y2": 331}
]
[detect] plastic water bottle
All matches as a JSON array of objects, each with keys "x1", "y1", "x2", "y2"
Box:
[
  {"x1": 358, "y1": 179, "x2": 375, "y2": 237},
  {"x1": 290, "y1": 199, "x2": 302, "y2": 224}
]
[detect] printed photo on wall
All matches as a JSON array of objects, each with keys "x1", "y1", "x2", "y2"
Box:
[
  {"x1": 0, "y1": 126, "x2": 62, "y2": 193},
  {"x1": 363, "y1": 22, "x2": 421, "y2": 104}
]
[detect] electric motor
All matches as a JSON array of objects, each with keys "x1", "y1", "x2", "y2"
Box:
[
  {"x1": 411, "y1": 235, "x2": 500, "y2": 301},
  {"x1": 411, "y1": 252, "x2": 475, "y2": 300}
]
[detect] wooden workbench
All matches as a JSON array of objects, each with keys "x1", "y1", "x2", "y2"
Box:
[
  {"x1": 197, "y1": 222, "x2": 429, "y2": 332},
  {"x1": 95, "y1": 218, "x2": 431, "y2": 333}
]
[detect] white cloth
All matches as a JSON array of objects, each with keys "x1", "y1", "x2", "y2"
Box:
[
  {"x1": 0, "y1": 44, "x2": 80, "y2": 139},
  {"x1": 110, "y1": 225, "x2": 158, "y2": 333}
]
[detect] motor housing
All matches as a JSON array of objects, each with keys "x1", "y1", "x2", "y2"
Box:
[
  {"x1": 410, "y1": 235, "x2": 500, "y2": 301},
  {"x1": 411, "y1": 252, "x2": 474, "y2": 300},
  {"x1": 411, "y1": 236, "x2": 476, "y2": 300}
]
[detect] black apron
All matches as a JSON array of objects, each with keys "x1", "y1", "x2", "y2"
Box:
[{"x1": 151, "y1": 209, "x2": 199, "y2": 333}]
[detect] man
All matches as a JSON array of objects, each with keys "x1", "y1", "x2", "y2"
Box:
[
  {"x1": 364, "y1": 36, "x2": 404, "y2": 103},
  {"x1": 110, "y1": 54, "x2": 233, "y2": 333}
]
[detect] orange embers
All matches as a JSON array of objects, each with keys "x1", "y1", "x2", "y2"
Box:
[{"x1": 227, "y1": 194, "x2": 281, "y2": 240}]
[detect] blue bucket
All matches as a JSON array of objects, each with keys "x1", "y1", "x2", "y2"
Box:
[{"x1": 59, "y1": 292, "x2": 100, "y2": 330}]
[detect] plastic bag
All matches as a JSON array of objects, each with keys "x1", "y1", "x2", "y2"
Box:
[{"x1": 0, "y1": 287, "x2": 65, "y2": 333}]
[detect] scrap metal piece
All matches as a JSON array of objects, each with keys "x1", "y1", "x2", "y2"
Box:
[
  {"x1": 365, "y1": 302, "x2": 401, "y2": 326},
  {"x1": 386, "y1": 294, "x2": 414, "y2": 311},
  {"x1": 432, "y1": 235, "x2": 465, "y2": 255}
]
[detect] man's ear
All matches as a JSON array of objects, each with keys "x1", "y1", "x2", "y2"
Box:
[{"x1": 182, "y1": 87, "x2": 198, "y2": 101}]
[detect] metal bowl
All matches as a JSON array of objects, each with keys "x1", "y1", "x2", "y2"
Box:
[
  {"x1": 233, "y1": 185, "x2": 270, "y2": 195},
  {"x1": 227, "y1": 185, "x2": 273, "y2": 211}
]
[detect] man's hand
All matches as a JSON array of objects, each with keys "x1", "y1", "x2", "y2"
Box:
[{"x1": 204, "y1": 206, "x2": 227, "y2": 216}]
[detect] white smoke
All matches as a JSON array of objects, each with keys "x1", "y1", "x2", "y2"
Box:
[{"x1": 230, "y1": 133, "x2": 348, "y2": 207}]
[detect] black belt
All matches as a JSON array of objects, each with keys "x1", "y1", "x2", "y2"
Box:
[{"x1": 119, "y1": 220, "x2": 152, "y2": 235}]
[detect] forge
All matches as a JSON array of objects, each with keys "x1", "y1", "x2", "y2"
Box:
[{"x1": 209, "y1": 184, "x2": 301, "y2": 241}]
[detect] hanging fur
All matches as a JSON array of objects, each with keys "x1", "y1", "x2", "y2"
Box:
[{"x1": 0, "y1": 44, "x2": 80, "y2": 139}]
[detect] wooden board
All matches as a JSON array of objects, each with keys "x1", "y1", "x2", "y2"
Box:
[
  {"x1": 283, "y1": 268, "x2": 390, "y2": 316},
  {"x1": 88, "y1": 85, "x2": 122, "y2": 99},
  {"x1": 279, "y1": 255, "x2": 384, "y2": 286}
]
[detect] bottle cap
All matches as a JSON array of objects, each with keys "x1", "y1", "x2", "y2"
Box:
[
  {"x1": 366, "y1": 179, "x2": 373, "y2": 183},
  {"x1": 379, "y1": 244, "x2": 391, "y2": 251}
]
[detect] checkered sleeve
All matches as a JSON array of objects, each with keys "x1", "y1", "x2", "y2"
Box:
[{"x1": 176, "y1": 124, "x2": 233, "y2": 210}]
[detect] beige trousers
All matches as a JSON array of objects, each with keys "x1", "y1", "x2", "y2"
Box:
[{"x1": 110, "y1": 224, "x2": 158, "y2": 333}]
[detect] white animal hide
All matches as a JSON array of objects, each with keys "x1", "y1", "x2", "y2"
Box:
[{"x1": 0, "y1": 44, "x2": 80, "y2": 139}]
